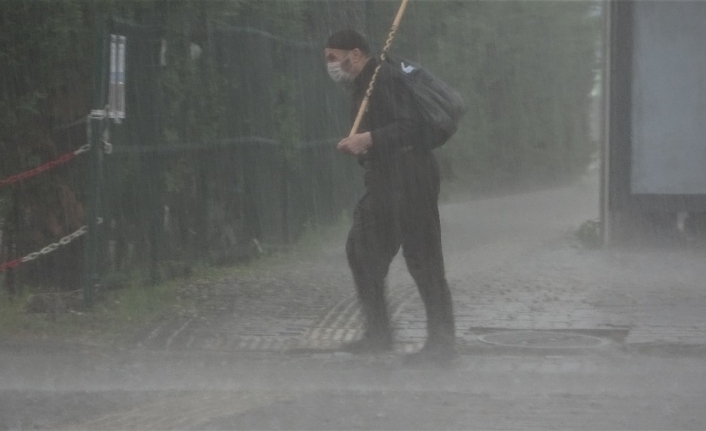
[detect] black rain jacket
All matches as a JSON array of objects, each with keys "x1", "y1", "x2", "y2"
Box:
[{"x1": 351, "y1": 57, "x2": 426, "y2": 165}]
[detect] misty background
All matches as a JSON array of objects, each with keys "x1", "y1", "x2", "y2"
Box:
[{"x1": 0, "y1": 0, "x2": 601, "y2": 301}]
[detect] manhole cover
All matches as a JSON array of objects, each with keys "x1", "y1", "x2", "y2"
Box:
[{"x1": 478, "y1": 331, "x2": 607, "y2": 348}]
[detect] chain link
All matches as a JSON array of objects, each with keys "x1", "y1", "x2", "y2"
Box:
[
  {"x1": 3, "y1": 223, "x2": 94, "y2": 268},
  {"x1": 0, "y1": 105, "x2": 109, "y2": 272},
  {"x1": 74, "y1": 144, "x2": 91, "y2": 156},
  {"x1": 21, "y1": 252, "x2": 41, "y2": 263},
  {"x1": 40, "y1": 243, "x2": 60, "y2": 255},
  {"x1": 18, "y1": 219, "x2": 101, "y2": 264}
]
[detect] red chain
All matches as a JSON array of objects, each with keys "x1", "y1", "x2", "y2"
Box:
[
  {"x1": 0, "y1": 144, "x2": 95, "y2": 271},
  {"x1": 0, "y1": 152, "x2": 77, "y2": 189},
  {"x1": 0, "y1": 258, "x2": 22, "y2": 272}
]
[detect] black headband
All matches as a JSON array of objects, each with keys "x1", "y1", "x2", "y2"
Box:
[{"x1": 326, "y1": 29, "x2": 370, "y2": 54}]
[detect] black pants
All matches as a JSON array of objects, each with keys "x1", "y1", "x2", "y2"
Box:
[{"x1": 346, "y1": 150, "x2": 455, "y2": 346}]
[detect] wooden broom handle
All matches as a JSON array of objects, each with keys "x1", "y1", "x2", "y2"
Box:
[{"x1": 349, "y1": 0, "x2": 410, "y2": 137}]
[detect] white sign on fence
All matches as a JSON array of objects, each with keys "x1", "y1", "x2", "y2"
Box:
[{"x1": 109, "y1": 34, "x2": 126, "y2": 122}]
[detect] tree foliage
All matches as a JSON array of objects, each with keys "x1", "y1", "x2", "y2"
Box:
[
  {"x1": 388, "y1": 1, "x2": 601, "y2": 191},
  {"x1": 0, "y1": 0, "x2": 602, "y2": 293}
]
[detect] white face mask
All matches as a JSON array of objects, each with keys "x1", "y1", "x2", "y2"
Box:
[{"x1": 327, "y1": 53, "x2": 354, "y2": 83}]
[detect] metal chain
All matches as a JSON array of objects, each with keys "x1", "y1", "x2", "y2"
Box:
[
  {"x1": 0, "y1": 106, "x2": 111, "y2": 272},
  {"x1": 74, "y1": 144, "x2": 91, "y2": 156},
  {"x1": 1, "y1": 109, "x2": 109, "y2": 188},
  {"x1": 19, "y1": 219, "x2": 101, "y2": 263}
]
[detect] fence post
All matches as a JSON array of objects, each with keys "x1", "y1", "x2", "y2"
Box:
[{"x1": 83, "y1": 11, "x2": 108, "y2": 308}]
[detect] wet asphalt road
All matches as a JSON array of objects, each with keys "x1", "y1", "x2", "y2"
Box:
[
  {"x1": 2, "y1": 347, "x2": 706, "y2": 430},
  {"x1": 2, "y1": 171, "x2": 706, "y2": 430}
]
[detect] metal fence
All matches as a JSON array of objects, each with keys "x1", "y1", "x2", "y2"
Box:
[
  {"x1": 99, "y1": 17, "x2": 362, "y2": 286},
  {"x1": 0, "y1": 8, "x2": 370, "y2": 301}
]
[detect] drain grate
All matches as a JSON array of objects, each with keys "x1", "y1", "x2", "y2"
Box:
[{"x1": 478, "y1": 330, "x2": 608, "y2": 348}]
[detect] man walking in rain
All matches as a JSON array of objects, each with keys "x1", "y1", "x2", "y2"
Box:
[{"x1": 325, "y1": 29, "x2": 456, "y2": 364}]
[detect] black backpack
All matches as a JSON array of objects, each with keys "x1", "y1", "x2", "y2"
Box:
[{"x1": 386, "y1": 55, "x2": 466, "y2": 149}]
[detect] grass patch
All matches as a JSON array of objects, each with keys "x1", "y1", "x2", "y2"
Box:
[
  {"x1": 0, "y1": 213, "x2": 353, "y2": 347},
  {"x1": 112, "y1": 281, "x2": 178, "y2": 326},
  {"x1": 0, "y1": 278, "x2": 183, "y2": 347}
]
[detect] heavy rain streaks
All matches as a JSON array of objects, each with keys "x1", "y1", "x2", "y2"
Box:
[{"x1": 2, "y1": 1, "x2": 706, "y2": 430}]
